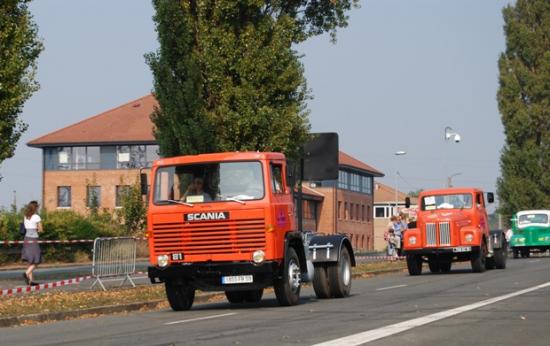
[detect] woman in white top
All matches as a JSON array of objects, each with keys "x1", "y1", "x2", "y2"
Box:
[{"x1": 22, "y1": 201, "x2": 43, "y2": 286}]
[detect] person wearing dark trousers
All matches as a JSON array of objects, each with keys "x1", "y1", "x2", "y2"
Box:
[{"x1": 21, "y1": 201, "x2": 43, "y2": 286}]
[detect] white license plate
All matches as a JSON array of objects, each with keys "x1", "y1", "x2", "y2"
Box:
[
  {"x1": 453, "y1": 246, "x2": 472, "y2": 253},
  {"x1": 221, "y1": 275, "x2": 253, "y2": 284}
]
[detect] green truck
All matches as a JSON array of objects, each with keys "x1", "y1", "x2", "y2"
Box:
[{"x1": 510, "y1": 210, "x2": 550, "y2": 258}]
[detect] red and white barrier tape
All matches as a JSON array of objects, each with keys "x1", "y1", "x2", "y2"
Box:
[
  {"x1": 1, "y1": 271, "x2": 149, "y2": 297},
  {"x1": 356, "y1": 255, "x2": 406, "y2": 261},
  {"x1": 2, "y1": 237, "x2": 148, "y2": 246},
  {"x1": 1, "y1": 275, "x2": 92, "y2": 297}
]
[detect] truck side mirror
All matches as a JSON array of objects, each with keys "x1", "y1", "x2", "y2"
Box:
[
  {"x1": 140, "y1": 173, "x2": 148, "y2": 195},
  {"x1": 487, "y1": 192, "x2": 494, "y2": 203},
  {"x1": 405, "y1": 197, "x2": 411, "y2": 208}
]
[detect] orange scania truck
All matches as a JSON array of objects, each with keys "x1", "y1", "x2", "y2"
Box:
[
  {"x1": 402, "y1": 187, "x2": 508, "y2": 275},
  {"x1": 144, "y1": 134, "x2": 355, "y2": 311}
]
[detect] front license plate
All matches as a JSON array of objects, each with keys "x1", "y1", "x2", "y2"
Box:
[
  {"x1": 221, "y1": 275, "x2": 253, "y2": 284},
  {"x1": 453, "y1": 246, "x2": 472, "y2": 253}
]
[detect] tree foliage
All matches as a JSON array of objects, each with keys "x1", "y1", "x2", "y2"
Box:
[
  {"x1": 147, "y1": 0, "x2": 358, "y2": 159},
  {"x1": 497, "y1": 0, "x2": 550, "y2": 218},
  {"x1": 119, "y1": 182, "x2": 147, "y2": 234},
  {"x1": 0, "y1": 0, "x2": 43, "y2": 175}
]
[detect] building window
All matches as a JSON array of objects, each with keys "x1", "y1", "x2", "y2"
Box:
[
  {"x1": 57, "y1": 186, "x2": 71, "y2": 207},
  {"x1": 344, "y1": 202, "x2": 349, "y2": 220},
  {"x1": 338, "y1": 170, "x2": 349, "y2": 189},
  {"x1": 375, "y1": 206, "x2": 386, "y2": 218},
  {"x1": 367, "y1": 205, "x2": 371, "y2": 221},
  {"x1": 361, "y1": 205, "x2": 365, "y2": 221},
  {"x1": 338, "y1": 201, "x2": 342, "y2": 219},
  {"x1": 87, "y1": 186, "x2": 101, "y2": 208},
  {"x1": 361, "y1": 176, "x2": 372, "y2": 194},
  {"x1": 116, "y1": 185, "x2": 131, "y2": 207},
  {"x1": 350, "y1": 173, "x2": 360, "y2": 192},
  {"x1": 350, "y1": 203, "x2": 354, "y2": 220}
]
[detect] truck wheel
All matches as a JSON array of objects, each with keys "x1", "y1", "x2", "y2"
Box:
[
  {"x1": 225, "y1": 291, "x2": 245, "y2": 303},
  {"x1": 513, "y1": 249, "x2": 519, "y2": 259},
  {"x1": 494, "y1": 244, "x2": 507, "y2": 269},
  {"x1": 244, "y1": 289, "x2": 264, "y2": 303},
  {"x1": 471, "y1": 242, "x2": 487, "y2": 273},
  {"x1": 485, "y1": 257, "x2": 496, "y2": 270},
  {"x1": 313, "y1": 264, "x2": 331, "y2": 299},
  {"x1": 165, "y1": 281, "x2": 195, "y2": 311},
  {"x1": 428, "y1": 260, "x2": 440, "y2": 273},
  {"x1": 406, "y1": 254, "x2": 422, "y2": 275},
  {"x1": 440, "y1": 261, "x2": 452, "y2": 273},
  {"x1": 328, "y1": 247, "x2": 352, "y2": 298},
  {"x1": 274, "y1": 247, "x2": 301, "y2": 306}
]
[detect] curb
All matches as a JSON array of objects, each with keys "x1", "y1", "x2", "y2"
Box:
[{"x1": 0, "y1": 267, "x2": 405, "y2": 328}]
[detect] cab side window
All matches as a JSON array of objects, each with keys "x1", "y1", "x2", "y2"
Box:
[
  {"x1": 476, "y1": 193, "x2": 484, "y2": 208},
  {"x1": 271, "y1": 163, "x2": 284, "y2": 194}
]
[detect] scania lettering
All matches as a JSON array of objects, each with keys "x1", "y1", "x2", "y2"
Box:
[{"x1": 145, "y1": 133, "x2": 356, "y2": 311}]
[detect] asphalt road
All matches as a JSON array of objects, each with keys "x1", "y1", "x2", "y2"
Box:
[{"x1": 2, "y1": 257, "x2": 550, "y2": 346}]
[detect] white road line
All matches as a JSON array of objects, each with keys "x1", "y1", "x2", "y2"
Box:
[
  {"x1": 528, "y1": 260, "x2": 541, "y2": 263},
  {"x1": 376, "y1": 284, "x2": 408, "y2": 291},
  {"x1": 164, "y1": 312, "x2": 237, "y2": 325},
  {"x1": 312, "y1": 281, "x2": 550, "y2": 346}
]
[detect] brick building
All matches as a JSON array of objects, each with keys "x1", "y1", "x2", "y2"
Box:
[{"x1": 28, "y1": 94, "x2": 384, "y2": 250}]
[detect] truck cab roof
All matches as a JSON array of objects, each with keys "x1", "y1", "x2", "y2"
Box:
[{"x1": 153, "y1": 152, "x2": 286, "y2": 166}]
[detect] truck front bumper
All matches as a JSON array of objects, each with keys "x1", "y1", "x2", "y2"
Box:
[
  {"x1": 148, "y1": 261, "x2": 281, "y2": 291},
  {"x1": 403, "y1": 246, "x2": 480, "y2": 256}
]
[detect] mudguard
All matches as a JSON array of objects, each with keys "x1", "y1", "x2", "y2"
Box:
[
  {"x1": 307, "y1": 234, "x2": 356, "y2": 266},
  {"x1": 490, "y1": 230, "x2": 506, "y2": 249}
]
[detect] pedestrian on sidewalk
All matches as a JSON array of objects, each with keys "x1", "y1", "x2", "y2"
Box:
[{"x1": 22, "y1": 201, "x2": 43, "y2": 286}]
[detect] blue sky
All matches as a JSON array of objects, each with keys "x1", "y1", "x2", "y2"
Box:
[{"x1": 0, "y1": 0, "x2": 514, "y2": 210}]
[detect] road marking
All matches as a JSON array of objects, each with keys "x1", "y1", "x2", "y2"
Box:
[
  {"x1": 376, "y1": 284, "x2": 408, "y2": 291},
  {"x1": 528, "y1": 260, "x2": 541, "y2": 263},
  {"x1": 312, "y1": 281, "x2": 550, "y2": 346},
  {"x1": 164, "y1": 312, "x2": 237, "y2": 325}
]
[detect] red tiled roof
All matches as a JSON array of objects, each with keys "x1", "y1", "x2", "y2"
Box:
[
  {"x1": 339, "y1": 151, "x2": 384, "y2": 177},
  {"x1": 27, "y1": 95, "x2": 157, "y2": 147},
  {"x1": 374, "y1": 182, "x2": 418, "y2": 204}
]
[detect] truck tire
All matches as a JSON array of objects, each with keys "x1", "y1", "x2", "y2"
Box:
[
  {"x1": 440, "y1": 261, "x2": 452, "y2": 273},
  {"x1": 406, "y1": 254, "x2": 422, "y2": 276},
  {"x1": 244, "y1": 289, "x2": 264, "y2": 303},
  {"x1": 225, "y1": 291, "x2": 245, "y2": 303},
  {"x1": 485, "y1": 257, "x2": 495, "y2": 270},
  {"x1": 494, "y1": 244, "x2": 507, "y2": 269},
  {"x1": 471, "y1": 242, "x2": 487, "y2": 273},
  {"x1": 428, "y1": 259, "x2": 440, "y2": 273},
  {"x1": 313, "y1": 264, "x2": 331, "y2": 299},
  {"x1": 274, "y1": 247, "x2": 301, "y2": 306},
  {"x1": 521, "y1": 249, "x2": 530, "y2": 258},
  {"x1": 328, "y1": 247, "x2": 352, "y2": 298},
  {"x1": 165, "y1": 281, "x2": 195, "y2": 311},
  {"x1": 513, "y1": 249, "x2": 519, "y2": 259}
]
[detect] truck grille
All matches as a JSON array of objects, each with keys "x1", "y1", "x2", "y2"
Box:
[
  {"x1": 425, "y1": 222, "x2": 451, "y2": 246},
  {"x1": 426, "y1": 223, "x2": 437, "y2": 246},
  {"x1": 151, "y1": 218, "x2": 266, "y2": 255},
  {"x1": 439, "y1": 222, "x2": 451, "y2": 246}
]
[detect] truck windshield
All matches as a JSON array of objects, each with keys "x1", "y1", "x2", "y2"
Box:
[
  {"x1": 518, "y1": 213, "x2": 549, "y2": 226},
  {"x1": 153, "y1": 161, "x2": 264, "y2": 204},
  {"x1": 421, "y1": 193, "x2": 473, "y2": 211}
]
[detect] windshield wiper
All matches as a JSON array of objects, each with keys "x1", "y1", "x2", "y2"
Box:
[
  {"x1": 158, "y1": 199, "x2": 194, "y2": 207},
  {"x1": 222, "y1": 196, "x2": 246, "y2": 205}
]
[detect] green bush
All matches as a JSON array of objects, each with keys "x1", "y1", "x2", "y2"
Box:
[{"x1": 0, "y1": 208, "x2": 127, "y2": 264}]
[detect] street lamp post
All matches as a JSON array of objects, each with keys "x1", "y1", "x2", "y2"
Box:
[
  {"x1": 444, "y1": 127, "x2": 461, "y2": 187},
  {"x1": 394, "y1": 151, "x2": 407, "y2": 215},
  {"x1": 447, "y1": 172, "x2": 462, "y2": 188}
]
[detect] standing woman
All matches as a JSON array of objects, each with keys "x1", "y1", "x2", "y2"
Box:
[{"x1": 22, "y1": 201, "x2": 42, "y2": 286}]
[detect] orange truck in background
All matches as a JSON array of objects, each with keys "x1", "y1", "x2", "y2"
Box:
[
  {"x1": 402, "y1": 187, "x2": 508, "y2": 275},
  {"x1": 144, "y1": 134, "x2": 355, "y2": 311}
]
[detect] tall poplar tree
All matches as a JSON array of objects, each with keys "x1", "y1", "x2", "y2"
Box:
[
  {"x1": 0, "y1": 0, "x2": 43, "y2": 178},
  {"x1": 147, "y1": 0, "x2": 358, "y2": 159},
  {"x1": 496, "y1": 0, "x2": 550, "y2": 218}
]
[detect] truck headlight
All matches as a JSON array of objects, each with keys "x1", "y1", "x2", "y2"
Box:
[
  {"x1": 252, "y1": 250, "x2": 265, "y2": 264},
  {"x1": 157, "y1": 254, "x2": 169, "y2": 267},
  {"x1": 465, "y1": 234, "x2": 473, "y2": 243},
  {"x1": 409, "y1": 236, "x2": 417, "y2": 245}
]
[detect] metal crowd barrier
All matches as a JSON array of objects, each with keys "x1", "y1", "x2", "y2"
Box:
[{"x1": 91, "y1": 237, "x2": 137, "y2": 291}]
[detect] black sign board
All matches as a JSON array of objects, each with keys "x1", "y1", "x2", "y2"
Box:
[{"x1": 303, "y1": 133, "x2": 339, "y2": 181}]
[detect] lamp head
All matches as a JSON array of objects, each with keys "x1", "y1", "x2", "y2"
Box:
[{"x1": 454, "y1": 134, "x2": 461, "y2": 143}]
